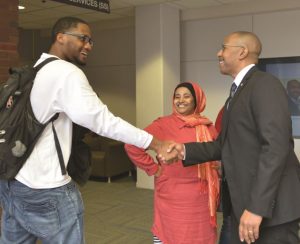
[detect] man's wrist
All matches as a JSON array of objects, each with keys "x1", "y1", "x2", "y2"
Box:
[{"x1": 148, "y1": 137, "x2": 161, "y2": 152}]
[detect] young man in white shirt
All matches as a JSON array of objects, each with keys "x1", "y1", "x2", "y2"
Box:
[{"x1": 0, "y1": 16, "x2": 172, "y2": 244}]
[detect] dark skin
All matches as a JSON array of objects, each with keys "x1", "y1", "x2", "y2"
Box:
[
  {"x1": 49, "y1": 23, "x2": 92, "y2": 66},
  {"x1": 217, "y1": 32, "x2": 262, "y2": 244},
  {"x1": 287, "y1": 79, "x2": 300, "y2": 100}
]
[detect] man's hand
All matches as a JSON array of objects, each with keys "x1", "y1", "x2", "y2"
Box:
[
  {"x1": 156, "y1": 142, "x2": 185, "y2": 163},
  {"x1": 148, "y1": 137, "x2": 185, "y2": 163},
  {"x1": 239, "y1": 209, "x2": 262, "y2": 244}
]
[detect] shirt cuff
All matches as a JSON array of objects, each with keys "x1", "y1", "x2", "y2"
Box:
[
  {"x1": 183, "y1": 144, "x2": 186, "y2": 160},
  {"x1": 143, "y1": 133, "x2": 153, "y2": 149}
]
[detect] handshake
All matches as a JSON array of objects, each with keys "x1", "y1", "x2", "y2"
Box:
[{"x1": 153, "y1": 140, "x2": 185, "y2": 163}]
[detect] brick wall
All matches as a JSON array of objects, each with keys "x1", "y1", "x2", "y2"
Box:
[
  {"x1": 0, "y1": 1, "x2": 19, "y2": 84},
  {"x1": 0, "y1": 0, "x2": 18, "y2": 226}
]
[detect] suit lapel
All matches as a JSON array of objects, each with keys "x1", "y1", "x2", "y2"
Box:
[{"x1": 220, "y1": 66, "x2": 258, "y2": 145}]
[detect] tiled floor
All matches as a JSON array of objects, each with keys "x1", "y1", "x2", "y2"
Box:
[
  {"x1": 38, "y1": 175, "x2": 300, "y2": 243},
  {"x1": 81, "y1": 176, "x2": 155, "y2": 243},
  {"x1": 80, "y1": 176, "x2": 223, "y2": 244}
]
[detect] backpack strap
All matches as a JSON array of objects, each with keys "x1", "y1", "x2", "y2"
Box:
[
  {"x1": 34, "y1": 57, "x2": 67, "y2": 176},
  {"x1": 52, "y1": 121, "x2": 67, "y2": 175},
  {"x1": 34, "y1": 57, "x2": 59, "y2": 72}
]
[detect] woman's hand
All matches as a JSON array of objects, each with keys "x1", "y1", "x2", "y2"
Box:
[{"x1": 155, "y1": 165, "x2": 162, "y2": 177}]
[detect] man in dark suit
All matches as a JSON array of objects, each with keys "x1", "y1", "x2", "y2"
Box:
[
  {"x1": 286, "y1": 79, "x2": 300, "y2": 116},
  {"x1": 163, "y1": 31, "x2": 300, "y2": 244}
]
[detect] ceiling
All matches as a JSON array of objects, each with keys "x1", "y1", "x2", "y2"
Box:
[
  {"x1": 18, "y1": 0, "x2": 300, "y2": 30},
  {"x1": 18, "y1": 0, "x2": 253, "y2": 29}
]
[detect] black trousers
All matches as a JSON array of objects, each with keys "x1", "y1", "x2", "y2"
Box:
[{"x1": 230, "y1": 216, "x2": 300, "y2": 244}]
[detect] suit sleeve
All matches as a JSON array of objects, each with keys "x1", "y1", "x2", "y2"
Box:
[
  {"x1": 183, "y1": 136, "x2": 222, "y2": 166},
  {"x1": 247, "y1": 73, "x2": 292, "y2": 217}
]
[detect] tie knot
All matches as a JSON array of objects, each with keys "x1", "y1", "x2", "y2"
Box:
[{"x1": 230, "y1": 83, "x2": 237, "y2": 98}]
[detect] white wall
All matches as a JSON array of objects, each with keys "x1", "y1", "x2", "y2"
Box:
[
  {"x1": 181, "y1": 10, "x2": 300, "y2": 159},
  {"x1": 84, "y1": 18, "x2": 137, "y2": 125},
  {"x1": 135, "y1": 4, "x2": 180, "y2": 189},
  {"x1": 181, "y1": 15, "x2": 253, "y2": 120}
]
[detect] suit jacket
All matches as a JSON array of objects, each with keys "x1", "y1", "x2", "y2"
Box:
[
  {"x1": 287, "y1": 95, "x2": 300, "y2": 116},
  {"x1": 184, "y1": 66, "x2": 300, "y2": 227}
]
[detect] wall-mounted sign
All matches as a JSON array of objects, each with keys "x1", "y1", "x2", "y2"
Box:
[{"x1": 51, "y1": 0, "x2": 110, "y2": 13}]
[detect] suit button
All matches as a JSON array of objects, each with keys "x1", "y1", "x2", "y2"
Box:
[{"x1": 271, "y1": 200, "x2": 276, "y2": 209}]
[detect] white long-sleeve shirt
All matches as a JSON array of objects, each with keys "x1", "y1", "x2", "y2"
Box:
[{"x1": 15, "y1": 53, "x2": 152, "y2": 188}]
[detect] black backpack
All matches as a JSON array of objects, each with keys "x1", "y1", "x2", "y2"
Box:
[
  {"x1": 67, "y1": 123, "x2": 92, "y2": 186},
  {"x1": 0, "y1": 58, "x2": 92, "y2": 185},
  {"x1": 52, "y1": 121, "x2": 92, "y2": 186}
]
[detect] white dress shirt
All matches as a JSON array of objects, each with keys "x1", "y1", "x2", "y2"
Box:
[{"x1": 232, "y1": 64, "x2": 255, "y2": 88}]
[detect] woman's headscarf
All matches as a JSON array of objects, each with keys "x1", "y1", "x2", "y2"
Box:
[{"x1": 173, "y1": 81, "x2": 220, "y2": 227}]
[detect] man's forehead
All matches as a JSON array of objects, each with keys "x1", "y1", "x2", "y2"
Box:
[
  {"x1": 72, "y1": 23, "x2": 91, "y2": 34},
  {"x1": 224, "y1": 34, "x2": 238, "y2": 42},
  {"x1": 289, "y1": 80, "x2": 300, "y2": 86}
]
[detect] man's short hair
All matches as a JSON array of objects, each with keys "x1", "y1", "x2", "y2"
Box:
[{"x1": 51, "y1": 16, "x2": 89, "y2": 44}]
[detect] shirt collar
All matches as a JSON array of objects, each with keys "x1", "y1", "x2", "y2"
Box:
[{"x1": 232, "y1": 64, "x2": 255, "y2": 88}]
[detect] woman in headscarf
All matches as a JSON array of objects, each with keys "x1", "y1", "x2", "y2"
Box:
[{"x1": 125, "y1": 81, "x2": 220, "y2": 244}]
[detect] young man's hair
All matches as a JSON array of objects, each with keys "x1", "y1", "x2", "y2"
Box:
[{"x1": 51, "y1": 16, "x2": 89, "y2": 44}]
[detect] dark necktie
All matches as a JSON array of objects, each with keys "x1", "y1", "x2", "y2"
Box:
[
  {"x1": 230, "y1": 83, "x2": 237, "y2": 98},
  {"x1": 227, "y1": 83, "x2": 237, "y2": 109}
]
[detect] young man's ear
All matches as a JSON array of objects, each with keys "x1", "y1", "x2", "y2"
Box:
[{"x1": 56, "y1": 32, "x2": 65, "y2": 44}]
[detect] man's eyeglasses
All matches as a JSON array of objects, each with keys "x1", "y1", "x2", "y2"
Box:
[
  {"x1": 63, "y1": 32, "x2": 94, "y2": 46},
  {"x1": 221, "y1": 44, "x2": 245, "y2": 51}
]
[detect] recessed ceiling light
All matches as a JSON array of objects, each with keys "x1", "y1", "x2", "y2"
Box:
[{"x1": 18, "y1": 5, "x2": 25, "y2": 10}]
